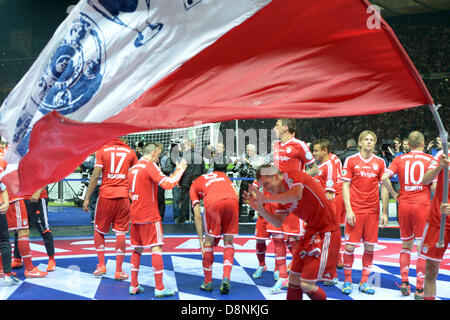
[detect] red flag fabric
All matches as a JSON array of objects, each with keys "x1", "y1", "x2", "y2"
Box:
[{"x1": 0, "y1": 0, "x2": 433, "y2": 194}]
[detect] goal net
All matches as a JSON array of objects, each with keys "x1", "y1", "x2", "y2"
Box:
[{"x1": 124, "y1": 122, "x2": 222, "y2": 157}]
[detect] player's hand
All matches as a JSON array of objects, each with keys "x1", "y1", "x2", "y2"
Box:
[
  {"x1": 346, "y1": 210, "x2": 356, "y2": 227},
  {"x1": 438, "y1": 154, "x2": 449, "y2": 169},
  {"x1": 30, "y1": 195, "x2": 39, "y2": 203},
  {"x1": 0, "y1": 202, "x2": 8, "y2": 214},
  {"x1": 441, "y1": 202, "x2": 450, "y2": 216},
  {"x1": 82, "y1": 199, "x2": 90, "y2": 212}
]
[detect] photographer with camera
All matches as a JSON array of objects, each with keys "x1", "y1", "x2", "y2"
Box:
[
  {"x1": 234, "y1": 144, "x2": 264, "y2": 222},
  {"x1": 166, "y1": 140, "x2": 183, "y2": 223}
]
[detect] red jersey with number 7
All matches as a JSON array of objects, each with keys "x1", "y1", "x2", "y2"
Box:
[
  {"x1": 94, "y1": 139, "x2": 138, "y2": 199},
  {"x1": 386, "y1": 151, "x2": 434, "y2": 203},
  {"x1": 128, "y1": 158, "x2": 185, "y2": 224},
  {"x1": 190, "y1": 171, "x2": 237, "y2": 209}
]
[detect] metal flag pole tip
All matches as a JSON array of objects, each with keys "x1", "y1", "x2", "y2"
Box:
[{"x1": 428, "y1": 104, "x2": 448, "y2": 248}]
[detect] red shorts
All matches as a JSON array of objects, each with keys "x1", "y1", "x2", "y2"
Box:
[
  {"x1": 94, "y1": 196, "x2": 130, "y2": 234},
  {"x1": 290, "y1": 228, "x2": 341, "y2": 282},
  {"x1": 6, "y1": 200, "x2": 29, "y2": 231},
  {"x1": 345, "y1": 212, "x2": 379, "y2": 245},
  {"x1": 398, "y1": 201, "x2": 430, "y2": 242},
  {"x1": 420, "y1": 223, "x2": 450, "y2": 262},
  {"x1": 333, "y1": 193, "x2": 345, "y2": 226},
  {"x1": 203, "y1": 198, "x2": 239, "y2": 238},
  {"x1": 130, "y1": 221, "x2": 164, "y2": 249},
  {"x1": 255, "y1": 216, "x2": 271, "y2": 240}
]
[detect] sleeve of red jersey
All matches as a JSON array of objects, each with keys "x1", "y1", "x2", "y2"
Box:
[
  {"x1": 94, "y1": 150, "x2": 103, "y2": 168},
  {"x1": 341, "y1": 158, "x2": 353, "y2": 182},
  {"x1": 385, "y1": 156, "x2": 398, "y2": 178},
  {"x1": 159, "y1": 166, "x2": 185, "y2": 190},
  {"x1": 299, "y1": 141, "x2": 316, "y2": 166},
  {"x1": 190, "y1": 179, "x2": 201, "y2": 208},
  {"x1": 325, "y1": 161, "x2": 336, "y2": 193},
  {"x1": 378, "y1": 158, "x2": 387, "y2": 182}
]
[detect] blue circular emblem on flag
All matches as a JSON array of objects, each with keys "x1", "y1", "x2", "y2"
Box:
[{"x1": 38, "y1": 13, "x2": 105, "y2": 115}]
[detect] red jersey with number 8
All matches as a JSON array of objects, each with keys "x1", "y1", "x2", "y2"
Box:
[{"x1": 190, "y1": 171, "x2": 237, "y2": 208}]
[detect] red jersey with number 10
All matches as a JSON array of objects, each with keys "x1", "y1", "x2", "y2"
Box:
[
  {"x1": 95, "y1": 139, "x2": 138, "y2": 199},
  {"x1": 386, "y1": 151, "x2": 434, "y2": 203},
  {"x1": 190, "y1": 171, "x2": 237, "y2": 209}
]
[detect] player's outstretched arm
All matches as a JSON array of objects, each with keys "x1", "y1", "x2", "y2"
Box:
[
  {"x1": 0, "y1": 188, "x2": 9, "y2": 214},
  {"x1": 381, "y1": 173, "x2": 398, "y2": 201},
  {"x1": 423, "y1": 153, "x2": 449, "y2": 185},
  {"x1": 342, "y1": 181, "x2": 356, "y2": 226},
  {"x1": 192, "y1": 203, "x2": 205, "y2": 257},
  {"x1": 83, "y1": 167, "x2": 102, "y2": 212},
  {"x1": 243, "y1": 187, "x2": 286, "y2": 228}
]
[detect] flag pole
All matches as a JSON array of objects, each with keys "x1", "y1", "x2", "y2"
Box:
[{"x1": 428, "y1": 104, "x2": 448, "y2": 248}]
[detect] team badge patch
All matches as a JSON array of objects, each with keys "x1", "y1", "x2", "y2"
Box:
[
  {"x1": 305, "y1": 152, "x2": 313, "y2": 161},
  {"x1": 326, "y1": 179, "x2": 334, "y2": 188}
]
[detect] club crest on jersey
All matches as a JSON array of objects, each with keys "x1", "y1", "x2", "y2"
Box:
[
  {"x1": 372, "y1": 163, "x2": 378, "y2": 171},
  {"x1": 286, "y1": 147, "x2": 292, "y2": 154}
]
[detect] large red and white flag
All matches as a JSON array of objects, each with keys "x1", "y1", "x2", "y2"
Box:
[{"x1": 0, "y1": 0, "x2": 434, "y2": 194}]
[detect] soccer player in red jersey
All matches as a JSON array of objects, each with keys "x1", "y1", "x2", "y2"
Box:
[
  {"x1": 12, "y1": 186, "x2": 56, "y2": 273},
  {"x1": 190, "y1": 171, "x2": 239, "y2": 294},
  {"x1": 0, "y1": 158, "x2": 47, "y2": 278},
  {"x1": 252, "y1": 180, "x2": 294, "y2": 293},
  {"x1": 381, "y1": 131, "x2": 435, "y2": 299},
  {"x1": 312, "y1": 139, "x2": 342, "y2": 285},
  {"x1": 341, "y1": 130, "x2": 389, "y2": 295},
  {"x1": 420, "y1": 149, "x2": 450, "y2": 300},
  {"x1": 329, "y1": 151, "x2": 345, "y2": 269},
  {"x1": 127, "y1": 142, "x2": 187, "y2": 297},
  {"x1": 272, "y1": 118, "x2": 318, "y2": 176},
  {"x1": 83, "y1": 137, "x2": 138, "y2": 280},
  {"x1": 245, "y1": 164, "x2": 341, "y2": 300}
]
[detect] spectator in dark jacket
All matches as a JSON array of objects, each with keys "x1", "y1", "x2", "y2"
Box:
[
  {"x1": 178, "y1": 138, "x2": 207, "y2": 223},
  {"x1": 212, "y1": 142, "x2": 232, "y2": 173},
  {"x1": 339, "y1": 138, "x2": 359, "y2": 164}
]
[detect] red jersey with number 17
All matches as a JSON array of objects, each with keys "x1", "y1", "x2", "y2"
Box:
[
  {"x1": 386, "y1": 151, "x2": 434, "y2": 203},
  {"x1": 190, "y1": 171, "x2": 237, "y2": 208},
  {"x1": 273, "y1": 137, "x2": 315, "y2": 173},
  {"x1": 94, "y1": 139, "x2": 138, "y2": 199}
]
